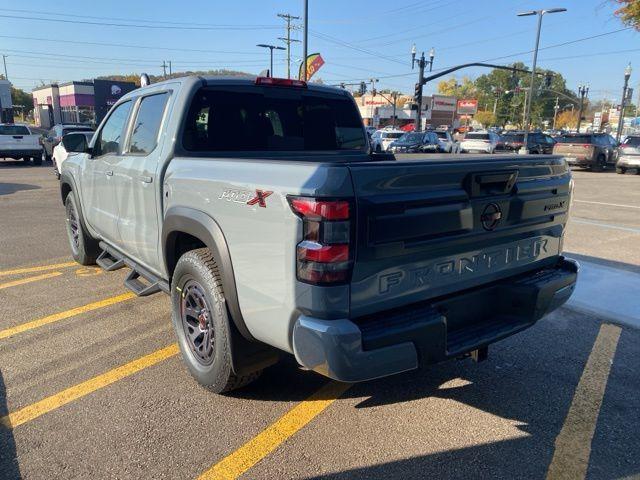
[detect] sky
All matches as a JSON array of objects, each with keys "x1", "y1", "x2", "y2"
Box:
[{"x1": 1, "y1": 0, "x2": 638, "y2": 103}]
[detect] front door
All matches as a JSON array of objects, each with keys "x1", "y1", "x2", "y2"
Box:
[
  {"x1": 115, "y1": 92, "x2": 171, "y2": 273},
  {"x1": 82, "y1": 100, "x2": 133, "y2": 244}
]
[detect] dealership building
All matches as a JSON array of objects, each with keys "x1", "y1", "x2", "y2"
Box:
[
  {"x1": 357, "y1": 93, "x2": 459, "y2": 129},
  {"x1": 32, "y1": 79, "x2": 136, "y2": 129}
]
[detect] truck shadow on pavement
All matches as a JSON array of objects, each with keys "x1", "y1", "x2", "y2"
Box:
[
  {"x1": 0, "y1": 183, "x2": 40, "y2": 196},
  {"x1": 0, "y1": 370, "x2": 21, "y2": 480},
  {"x1": 237, "y1": 310, "x2": 640, "y2": 479}
]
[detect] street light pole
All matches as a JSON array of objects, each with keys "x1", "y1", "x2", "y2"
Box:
[
  {"x1": 256, "y1": 44, "x2": 286, "y2": 77},
  {"x1": 616, "y1": 63, "x2": 632, "y2": 142},
  {"x1": 552, "y1": 96, "x2": 559, "y2": 130},
  {"x1": 576, "y1": 84, "x2": 589, "y2": 133},
  {"x1": 411, "y1": 44, "x2": 435, "y2": 131},
  {"x1": 302, "y1": 0, "x2": 308, "y2": 81},
  {"x1": 517, "y1": 7, "x2": 566, "y2": 154}
]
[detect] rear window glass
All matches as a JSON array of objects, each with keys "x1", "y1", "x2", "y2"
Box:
[
  {"x1": 557, "y1": 135, "x2": 592, "y2": 144},
  {"x1": 622, "y1": 136, "x2": 640, "y2": 146},
  {"x1": 465, "y1": 133, "x2": 490, "y2": 140},
  {"x1": 0, "y1": 125, "x2": 30, "y2": 135},
  {"x1": 62, "y1": 127, "x2": 93, "y2": 136},
  {"x1": 503, "y1": 134, "x2": 524, "y2": 142},
  {"x1": 434, "y1": 131, "x2": 448, "y2": 139},
  {"x1": 182, "y1": 87, "x2": 366, "y2": 152},
  {"x1": 400, "y1": 133, "x2": 423, "y2": 142},
  {"x1": 381, "y1": 132, "x2": 403, "y2": 139}
]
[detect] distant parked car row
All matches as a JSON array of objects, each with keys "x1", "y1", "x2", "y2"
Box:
[{"x1": 369, "y1": 127, "x2": 459, "y2": 153}]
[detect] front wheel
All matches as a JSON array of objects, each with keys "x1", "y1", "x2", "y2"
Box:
[
  {"x1": 616, "y1": 167, "x2": 626, "y2": 175},
  {"x1": 591, "y1": 155, "x2": 606, "y2": 172},
  {"x1": 171, "y1": 249, "x2": 261, "y2": 394},
  {"x1": 64, "y1": 194, "x2": 98, "y2": 265}
]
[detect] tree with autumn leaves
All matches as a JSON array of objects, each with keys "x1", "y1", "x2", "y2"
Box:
[{"x1": 613, "y1": 0, "x2": 640, "y2": 29}]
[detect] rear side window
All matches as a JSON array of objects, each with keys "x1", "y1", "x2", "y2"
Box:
[
  {"x1": 94, "y1": 101, "x2": 132, "y2": 156},
  {"x1": 622, "y1": 136, "x2": 640, "y2": 146},
  {"x1": 182, "y1": 87, "x2": 366, "y2": 152},
  {"x1": 0, "y1": 125, "x2": 30, "y2": 135},
  {"x1": 129, "y1": 93, "x2": 169, "y2": 155},
  {"x1": 62, "y1": 127, "x2": 93, "y2": 136},
  {"x1": 381, "y1": 132, "x2": 403, "y2": 139},
  {"x1": 557, "y1": 135, "x2": 592, "y2": 144}
]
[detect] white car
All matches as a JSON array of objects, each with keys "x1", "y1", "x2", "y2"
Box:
[
  {"x1": 433, "y1": 130, "x2": 459, "y2": 153},
  {"x1": 370, "y1": 128, "x2": 405, "y2": 152},
  {"x1": 460, "y1": 131, "x2": 500, "y2": 154},
  {"x1": 53, "y1": 131, "x2": 94, "y2": 179},
  {"x1": 0, "y1": 123, "x2": 43, "y2": 165}
]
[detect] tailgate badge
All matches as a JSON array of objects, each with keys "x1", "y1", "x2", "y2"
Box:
[
  {"x1": 247, "y1": 189, "x2": 273, "y2": 208},
  {"x1": 481, "y1": 203, "x2": 502, "y2": 231}
]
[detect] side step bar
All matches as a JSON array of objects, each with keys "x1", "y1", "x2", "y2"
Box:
[{"x1": 97, "y1": 242, "x2": 169, "y2": 297}]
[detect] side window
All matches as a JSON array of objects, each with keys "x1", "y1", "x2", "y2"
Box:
[
  {"x1": 129, "y1": 93, "x2": 170, "y2": 155},
  {"x1": 94, "y1": 101, "x2": 132, "y2": 157}
]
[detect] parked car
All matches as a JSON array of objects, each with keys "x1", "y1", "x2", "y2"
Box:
[
  {"x1": 59, "y1": 75, "x2": 577, "y2": 393},
  {"x1": 433, "y1": 130, "x2": 458, "y2": 153},
  {"x1": 41, "y1": 123, "x2": 94, "y2": 162},
  {"x1": 460, "y1": 131, "x2": 500, "y2": 153},
  {"x1": 0, "y1": 123, "x2": 43, "y2": 165},
  {"x1": 364, "y1": 126, "x2": 377, "y2": 139},
  {"x1": 370, "y1": 128, "x2": 405, "y2": 152},
  {"x1": 615, "y1": 135, "x2": 640, "y2": 174},
  {"x1": 52, "y1": 131, "x2": 94, "y2": 179},
  {"x1": 389, "y1": 131, "x2": 439, "y2": 153},
  {"x1": 552, "y1": 133, "x2": 618, "y2": 171},
  {"x1": 502, "y1": 131, "x2": 556, "y2": 154}
]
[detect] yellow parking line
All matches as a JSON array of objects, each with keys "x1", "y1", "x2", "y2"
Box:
[
  {"x1": 0, "y1": 292, "x2": 136, "y2": 340},
  {"x1": 0, "y1": 343, "x2": 179, "y2": 429},
  {"x1": 0, "y1": 261, "x2": 77, "y2": 277},
  {"x1": 0, "y1": 271, "x2": 63, "y2": 290},
  {"x1": 198, "y1": 380, "x2": 352, "y2": 480},
  {"x1": 546, "y1": 323, "x2": 622, "y2": 480}
]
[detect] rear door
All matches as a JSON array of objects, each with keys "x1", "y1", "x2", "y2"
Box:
[
  {"x1": 348, "y1": 156, "x2": 571, "y2": 317},
  {"x1": 115, "y1": 91, "x2": 171, "y2": 272}
]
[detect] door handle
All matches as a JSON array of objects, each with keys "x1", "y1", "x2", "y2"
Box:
[
  {"x1": 139, "y1": 175, "x2": 153, "y2": 184},
  {"x1": 105, "y1": 170, "x2": 113, "y2": 176}
]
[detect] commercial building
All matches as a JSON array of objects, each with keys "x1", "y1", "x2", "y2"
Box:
[
  {"x1": 0, "y1": 79, "x2": 13, "y2": 123},
  {"x1": 32, "y1": 79, "x2": 136, "y2": 129},
  {"x1": 357, "y1": 93, "x2": 459, "y2": 129}
]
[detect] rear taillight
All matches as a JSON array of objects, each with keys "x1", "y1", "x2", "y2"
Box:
[{"x1": 288, "y1": 196, "x2": 353, "y2": 285}]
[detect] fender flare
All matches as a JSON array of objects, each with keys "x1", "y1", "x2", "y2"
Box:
[{"x1": 162, "y1": 206, "x2": 254, "y2": 341}]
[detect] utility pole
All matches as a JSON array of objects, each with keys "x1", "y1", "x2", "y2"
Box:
[
  {"x1": 302, "y1": 0, "x2": 308, "y2": 81},
  {"x1": 162, "y1": 61, "x2": 167, "y2": 78},
  {"x1": 168, "y1": 60, "x2": 172, "y2": 76},
  {"x1": 2, "y1": 55, "x2": 8, "y2": 80},
  {"x1": 278, "y1": 13, "x2": 301, "y2": 79},
  {"x1": 369, "y1": 78, "x2": 378, "y2": 127},
  {"x1": 616, "y1": 63, "x2": 632, "y2": 142},
  {"x1": 411, "y1": 44, "x2": 435, "y2": 131},
  {"x1": 576, "y1": 84, "x2": 589, "y2": 133},
  {"x1": 552, "y1": 96, "x2": 559, "y2": 130}
]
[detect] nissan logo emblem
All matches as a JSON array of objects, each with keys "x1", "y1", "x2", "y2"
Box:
[{"x1": 481, "y1": 203, "x2": 502, "y2": 231}]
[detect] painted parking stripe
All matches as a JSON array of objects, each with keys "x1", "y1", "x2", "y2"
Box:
[
  {"x1": 574, "y1": 200, "x2": 640, "y2": 210},
  {"x1": 0, "y1": 292, "x2": 136, "y2": 340},
  {"x1": 0, "y1": 271, "x2": 63, "y2": 290},
  {"x1": 0, "y1": 344, "x2": 179, "y2": 429},
  {"x1": 198, "y1": 381, "x2": 352, "y2": 480},
  {"x1": 0, "y1": 261, "x2": 77, "y2": 277},
  {"x1": 546, "y1": 323, "x2": 622, "y2": 480},
  {"x1": 571, "y1": 218, "x2": 640, "y2": 234}
]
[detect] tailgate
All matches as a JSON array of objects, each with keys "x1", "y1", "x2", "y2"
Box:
[
  {"x1": 348, "y1": 155, "x2": 571, "y2": 317},
  {"x1": 0, "y1": 134, "x2": 38, "y2": 150},
  {"x1": 553, "y1": 143, "x2": 592, "y2": 158}
]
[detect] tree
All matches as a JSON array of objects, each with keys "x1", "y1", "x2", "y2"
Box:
[
  {"x1": 555, "y1": 110, "x2": 578, "y2": 129},
  {"x1": 437, "y1": 76, "x2": 477, "y2": 99},
  {"x1": 612, "y1": 0, "x2": 640, "y2": 29},
  {"x1": 474, "y1": 111, "x2": 496, "y2": 127}
]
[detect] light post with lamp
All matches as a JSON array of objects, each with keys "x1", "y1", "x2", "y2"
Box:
[
  {"x1": 411, "y1": 45, "x2": 435, "y2": 130},
  {"x1": 616, "y1": 63, "x2": 632, "y2": 142}
]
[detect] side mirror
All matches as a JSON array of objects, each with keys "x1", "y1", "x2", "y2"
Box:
[{"x1": 62, "y1": 133, "x2": 88, "y2": 154}]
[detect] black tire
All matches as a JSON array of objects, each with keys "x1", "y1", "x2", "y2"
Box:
[
  {"x1": 591, "y1": 155, "x2": 606, "y2": 172},
  {"x1": 32, "y1": 155, "x2": 42, "y2": 166},
  {"x1": 616, "y1": 167, "x2": 626, "y2": 175},
  {"x1": 41, "y1": 150, "x2": 49, "y2": 164},
  {"x1": 64, "y1": 194, "x2": 98, "y2": 265},
  {"x1": 171, "y1": 248, "x2": 261, "y2": 394},
  {"x1": 375, "y1": 144, "x2": 381, "y2": 153}
]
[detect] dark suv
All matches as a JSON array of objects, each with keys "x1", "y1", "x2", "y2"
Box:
[
  {"x1": 502, "y1": 131, "x2": 556, "y2": 154},
  {"x1": 553, "y1": 133, "x2": 617, "y2": 171}
]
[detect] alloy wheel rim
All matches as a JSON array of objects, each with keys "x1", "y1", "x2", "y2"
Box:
[
  {"x1": 66, "y1": 201, "x2": 80, "y2": 255},
  {"x1": 180, "y1": 280, "x2": 215, "y2": 365}
]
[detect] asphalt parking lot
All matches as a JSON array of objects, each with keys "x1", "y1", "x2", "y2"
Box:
[{"x1": 1, "y1": 160, "x2": 639, "y2": 479}]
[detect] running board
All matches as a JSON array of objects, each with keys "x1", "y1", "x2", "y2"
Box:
[
  {"x1": 96, "y1": 249, "x2": 125, "y2": 271},
  {"x1": 98, "y1": 242, "x2": 169, "y2": 297}
]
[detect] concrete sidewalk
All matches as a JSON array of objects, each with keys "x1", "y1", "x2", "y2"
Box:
[{"x1": 566, "y1": 259, "x2": 640, "y2": 329}]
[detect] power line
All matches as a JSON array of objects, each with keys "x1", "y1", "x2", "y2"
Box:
[
  {"x1": 0, "y1": 14, "x2": 280, "y2": 31},
  {"x1": 277, "y1": 13, "x2": 301, "y2": 79}
]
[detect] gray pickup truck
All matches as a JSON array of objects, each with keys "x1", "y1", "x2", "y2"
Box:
[{"x1": 59, "y1": 75, "x2": 578, "y2": 393}]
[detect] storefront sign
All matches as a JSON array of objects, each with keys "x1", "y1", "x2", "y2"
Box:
[
  {"x1": 93, "y1": 79, "x2": 136, "y2": 124},
  {"x1": 457, "y1": 99, "x2": 478, "y2": 115}
]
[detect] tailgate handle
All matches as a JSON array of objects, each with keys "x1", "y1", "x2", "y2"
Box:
[
  {"x1": 468, "y1": 171, "x2": 518, "y2": 197},
  {"x1": 12, "y1": 135, "x2": 23, "y2": 139}
]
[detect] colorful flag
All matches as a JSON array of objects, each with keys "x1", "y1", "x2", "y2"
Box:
[{"x1": 299, "y1": 53, "x2": 325, "y2": 81}]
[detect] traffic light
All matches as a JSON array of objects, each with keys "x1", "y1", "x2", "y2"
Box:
[
  {"x1": 359, "y1": 81, "x2": 367, "y2": 96},
  {"x1": 414, "y1": 82, "x2": 422, "y2": 103}
]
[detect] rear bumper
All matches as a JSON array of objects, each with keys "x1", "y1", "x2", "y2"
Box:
[
  {"x1": 564, "y1": 156, "x2": 593, "y2": 166},
  {"x1": 293, "y1": 257, "x2": 578, "y2": 382},
  {"x1": 617, "y1": 156, "x2": 640, "y2": 168},
  {"x1": 0, "y1": 148, "x2": 42, "y2": 159}
]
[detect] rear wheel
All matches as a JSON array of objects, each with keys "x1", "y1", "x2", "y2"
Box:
[
  {"x1": 616, "y1": 167, "x2": 626, "y2": 174},
  {"x1": 64, "y1": 194, "x2": 98, "y2": 265},
  {"x1": 591, "y1": 155, "x2": 606, "y2": 172},
  {"x1": 171, "y1": 248, "x2": 261, "y2": 394},
  {"x1": 32, "y1": 155, "x2": 42, "y2": 166}
]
